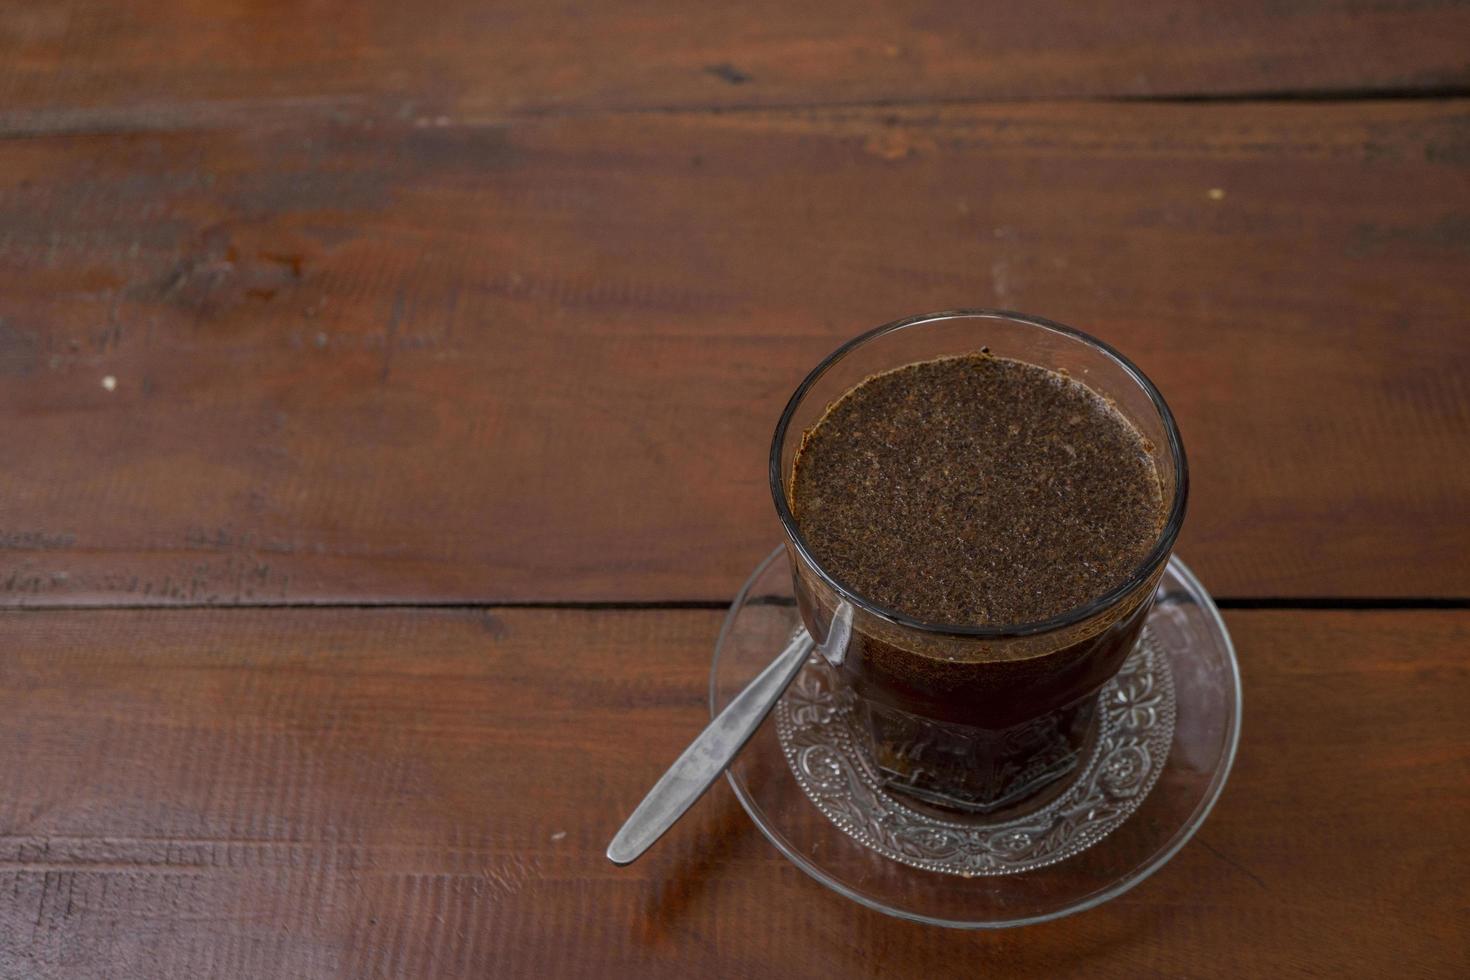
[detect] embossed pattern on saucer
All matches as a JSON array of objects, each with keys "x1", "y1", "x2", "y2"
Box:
[
  {"x1": 714, "y1": 548, "x2": 1240, "y2": 928},
  {"x1": 775, "y1": 631, "x2": 1175, "y2": 876}
]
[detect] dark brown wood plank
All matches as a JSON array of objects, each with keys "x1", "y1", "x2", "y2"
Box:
[
  {"x1": 0, "y1": 102, "x2": 1467, "y2": 605},
  {"x1": 0, "y1": 607, "x2": 1463, "y2": 977},
  {"x1": 3, "y1": 1, "x2": 1470, "y2": 129}
]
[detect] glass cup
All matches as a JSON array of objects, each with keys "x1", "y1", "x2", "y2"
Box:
[{"x1": 771, "y1": 311, "x2": 1188, "y2": 815}]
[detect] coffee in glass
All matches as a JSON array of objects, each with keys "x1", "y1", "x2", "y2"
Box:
[{"x1": 771, "y1": 311, "x2": 1187, "y2": 814}]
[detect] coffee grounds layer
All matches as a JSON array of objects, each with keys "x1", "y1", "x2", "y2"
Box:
[{"x1": 790, "y1": 353, "x2": 1165, "y2": 627}]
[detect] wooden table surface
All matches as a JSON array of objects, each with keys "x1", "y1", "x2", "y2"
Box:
[{"x1": 1, "y1": 3, "x2": 1466, "y2": 977}]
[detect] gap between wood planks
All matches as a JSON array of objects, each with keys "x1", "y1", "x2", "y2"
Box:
[
  {"x1": 508, "y1": 84, "x2": 1470, "y2": 119},
  {"x1": 2, "y1": 85, "x2": 1469, "y2": 141},
  {"x1": 5, "y1": 598, "x2": 1469, "y2": 612}
]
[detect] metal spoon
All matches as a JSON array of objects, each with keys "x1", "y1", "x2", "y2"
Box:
[{"x1": 606, "y1": 602, "x2": 852, "y2": 865}]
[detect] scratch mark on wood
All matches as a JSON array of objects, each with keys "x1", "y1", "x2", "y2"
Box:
[
  {"x1": 0, "y1": 862, "x2": 207, "y2": 874},
  {"x1": 259, "y1": 251, "x2": 306, "y2": 279},
  {"x1": 1197, "y1": 837, "x2": 1268, "y2": 891},
  {"x1": 382, "y1": 289, "x2": 406, "y2": 383},
  {"x1": 0, "y1": 317, "x2": 40, "y2": 376},
  {"x1": 3, "y1": 564, "x2": 51, "y2": 594},
  {"x1": 34, "y1": 869, "x2": 49, "y2": 929},
  {"x1": 94, "y1": 291, "x2": 124, "y2": 351},
  {"x1": 0, "y1": 529, "x2": 77, "y2": 550},
  {"x1": 990, "y1": 258, "x2": 1012, "y2": 302},
  {"x1": 704, "y1": 63, "x2": 751, "y2": 85}
]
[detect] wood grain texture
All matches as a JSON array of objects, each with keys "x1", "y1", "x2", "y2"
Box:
[
  {"x1": 0, "y1": 607, "x2": 1463, "y2": 978},
  {"x1": 0, "y1": 102, "x2": 1466, "y2": 605},
  {"x1": 2, "y1": 1, "x2": 1469, "y2": 131}
]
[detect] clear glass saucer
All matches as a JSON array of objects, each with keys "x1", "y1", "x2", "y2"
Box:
[{"x1": 711, "y1": 547, "x2": 1241, "y2": 929}]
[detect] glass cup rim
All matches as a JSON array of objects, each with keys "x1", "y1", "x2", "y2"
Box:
[{"x1": 769, "y1": 309, "x2": 1189, "y2": 639}]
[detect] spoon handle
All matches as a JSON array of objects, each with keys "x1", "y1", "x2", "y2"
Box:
[{"x1": 606, "y1": 629, "x2": 814, "y2": 866}]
